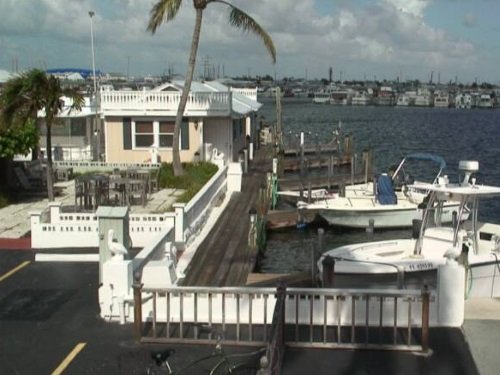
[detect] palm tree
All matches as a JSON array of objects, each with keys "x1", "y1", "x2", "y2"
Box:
[
  {"x1": 0, "y1": 69, "x2": 84, "y2": 200},
  {"x1": 148, "y1": 0, "x2": 276, "y2": 176}
]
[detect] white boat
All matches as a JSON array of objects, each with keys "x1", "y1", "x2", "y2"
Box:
[
  {"x1": 351, "y1": 91, "x2": 372, "y2": 106},
  {"x1": 317, "y1": 161, "x2": 500, "y2": 298},
  {"x1": 312, "y1": 92, "x2": 331, "y2": 104},
  {"x1": 396, "y1": 94, "x2": 411, "y2": 106},
  {"x1": 478, "y1": 94, "x2": 493, "y2": 108},
  {"x1": 455, "y1": 93, "x2": 472, "y2": 109},
  {"x1": 298, "y1": 153, "x2": 461, "y2": 229},
  {"x1": 434, "y1": 92, "x2": 450, "y2": 108},
  {"x1": 414, "y1": 90, "x2": 432, "y2": 107}
]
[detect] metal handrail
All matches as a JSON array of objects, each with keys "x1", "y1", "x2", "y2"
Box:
[{"x1": 133, "y1": 285, "x2": 431, "y2": 353}]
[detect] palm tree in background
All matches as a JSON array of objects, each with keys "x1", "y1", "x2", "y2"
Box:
[
  {"x1": 148, "y1": 0, "x2": 276, "y2": 176},
  {"x1": 1, "y1": 69, "x2": 84, "y2": 200}
]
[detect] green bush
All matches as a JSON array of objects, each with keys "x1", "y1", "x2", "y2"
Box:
[
  {"x1": 0, "y1": 193, "x2": 9, "y2": 209},
  {"x1": 158, "y1": 162, "x2": 218, "y2": 203}
]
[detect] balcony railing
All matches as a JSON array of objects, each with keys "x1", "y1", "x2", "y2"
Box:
[
  {"x1": 231, "y1": 87, "x2": 258, "y2": 101},
  {"x1": 100, "y1": 90, "x2": 232, "y2": 116}
]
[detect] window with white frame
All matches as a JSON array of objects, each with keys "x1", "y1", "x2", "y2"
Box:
[
  {"x1": 132, "y1": 119, "x2": 179, "y2": 149},
  {"x1": 134, "y1": 121, "x2": 154, "y2": 147},
  {"x1": 159, "y1": 121, "x2": 174, "y2": 147}
]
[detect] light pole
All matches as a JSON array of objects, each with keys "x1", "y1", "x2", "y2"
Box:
[
  {"x1": 89, "y1": 10, "x2": 100, "y2": 161},
  {"x1": 89, "y1": 10, "x2": 97, "y2": 94}
]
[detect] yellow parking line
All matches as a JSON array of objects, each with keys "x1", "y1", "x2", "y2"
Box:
[
  {"x1": 51, "y1": 342, "x2": 87, "y2": 375},
  {"x1": 0, "y1": 260, "x2": 30, "y2": 283}
]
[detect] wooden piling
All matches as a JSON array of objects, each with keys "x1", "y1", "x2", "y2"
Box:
[{"x1": 322, "y1": 256, "x2": 336, "y2": 288}]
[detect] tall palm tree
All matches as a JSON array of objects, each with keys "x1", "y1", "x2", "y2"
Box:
[
  {"x1": 0, "y1": 69, "x2": 84, "y2": 200},
  {"x1": 148, "y1": 0, "x2": 276, "y2": 176}
]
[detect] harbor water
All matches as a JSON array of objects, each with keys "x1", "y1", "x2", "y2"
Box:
[{"x1": 258, "y1": 97, "x2": 500, "y2": 273}]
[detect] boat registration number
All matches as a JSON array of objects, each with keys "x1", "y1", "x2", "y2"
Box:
[{"x1": 407, "y1": 262, "x2": 434, "y2": 271}]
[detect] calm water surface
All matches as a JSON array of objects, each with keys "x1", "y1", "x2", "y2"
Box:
[{"x1": 258, "y1": 98, "x2": 500, "y2": 273}]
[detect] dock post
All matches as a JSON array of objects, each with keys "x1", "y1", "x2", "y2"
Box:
[
  {"x1": 300, "y1": 131, "x2": 305, "y2": 165},
  {"x1": 421, "y1": 285, "x2": 430, "y2": 353},
  {"x1": 366, "y1": 219, "x2": 375, "y2": 234},
  {"x1": 248, "y1": 208, "x2": 258, "y2": 248},
  {"x1": 308, "y1": 182, "x2": 312, "y2": 203},
  {"x1": 132, "y1": 271, "x2": 143, "y2": 342},
  {"x1": 351, "y1": 155, "x2": 355, "y2": 186},
  {"x1": 322, "y1": 256, "x2": 336, "y2": 287},
  {"x1": 311, "y1": 242, "x2": 317, "y2": 284},
  {"x1": 328, "y1": 155, "x2": 333, "y2": 189}
]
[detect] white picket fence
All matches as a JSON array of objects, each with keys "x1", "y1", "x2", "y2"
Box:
[
  {"x1": 30, "y1": 165, "x2": 228, "y2": 249},
  {"x1": 30, "y1": 203, "x2": 175, "y2": 249}
]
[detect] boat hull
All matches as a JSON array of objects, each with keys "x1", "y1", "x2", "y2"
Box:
[
  {"x1": 318, "y1": 205, "x2": 458, "y2": 228},
  {"x1": 321, "y1": 262, "x2": 500, "y2": 298}
]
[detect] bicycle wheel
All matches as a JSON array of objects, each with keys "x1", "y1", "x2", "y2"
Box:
[{"x1": 210, "y1": 360, "x2": 257, "y2": 375}]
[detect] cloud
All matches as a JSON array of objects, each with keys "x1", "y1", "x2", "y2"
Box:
[{"x1": 0, "y1": 0, "x2": 485, "y2": 81}]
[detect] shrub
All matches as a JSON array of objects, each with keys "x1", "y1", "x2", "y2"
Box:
[{"x1": 158, "y1": 162, "x2": 218, "y2": 204}]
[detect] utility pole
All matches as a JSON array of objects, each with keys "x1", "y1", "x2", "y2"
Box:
[{"x1": 127, "y1": 56, "x2": 130, "y2": 81}]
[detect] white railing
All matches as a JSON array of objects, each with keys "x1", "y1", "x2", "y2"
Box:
[
  {"x1": 30, "y1": 202, "x2": 175, "y2": 249},
  {"x1": 182, "y1": 165, "x2": 227, "y2": 245},
  {"x1": 231, "y1": 87, "x2": 258, "y2": 101},
  {"x1": 100, "y1": 90, "x2": 232, "y2": 115},
  {"x1": 31, "y1": 164, "x2": 228, "y2": 250},
  {"x1": 53, "y1": 160, "x2": 160, "y2": 172}
]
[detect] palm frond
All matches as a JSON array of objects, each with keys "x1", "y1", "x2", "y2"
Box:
[
  {"x1": 215, "y1": 1, "x2": 276, "y2": 63},
  {"x1": 147, "y1": 0, "x2": 183, "y2": 34}
]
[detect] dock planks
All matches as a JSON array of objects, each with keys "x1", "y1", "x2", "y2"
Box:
[{"x1": 181, "y1": 147, "x2": 272, "y2": 286}]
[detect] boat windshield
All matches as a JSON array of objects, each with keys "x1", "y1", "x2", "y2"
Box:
[{"x1": 414, "y1": 190, "x2": 470, "y2": 255}]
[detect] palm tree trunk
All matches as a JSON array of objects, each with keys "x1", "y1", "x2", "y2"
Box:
[
  {"x1": 45, "y1": 123, "x2": 55, "y2": 201},
  {"x1": 172, "y1": 7, "x2": 204, "y2": 176}
]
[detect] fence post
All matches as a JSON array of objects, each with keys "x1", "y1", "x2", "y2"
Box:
[
  {"x1": 173, "y1": 203, "x2": 186, "y2": 250},
  {"x1": 133, "y1": 271, "x2": 143, "y2": 342},
  {"x1": 421, "y1": 286, "x2": 430, "y2": 353}
]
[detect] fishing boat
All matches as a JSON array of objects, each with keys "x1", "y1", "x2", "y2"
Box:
[
  {"x1": 317, "y1": 161, "x2": 500, "y2": 298},
  {"x1": 298, "y1": 153, "x2": 460, "y2": 229}
]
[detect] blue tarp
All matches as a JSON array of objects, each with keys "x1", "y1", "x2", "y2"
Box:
[{"x1": 377, "y1": 174, "x2": 397, "y2": 205}]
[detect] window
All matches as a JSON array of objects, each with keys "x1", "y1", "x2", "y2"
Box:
[
  {"x1": 129, "y1": 118, "x2": 189, "y2": 149},
  {"x1": 159, "y1": 121, "x2": 174, "y2": 148},
  {"x1": 135, "y1": 121, "x2": 154, "y2": 147}
]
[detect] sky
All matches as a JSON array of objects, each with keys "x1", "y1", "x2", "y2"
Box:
[{"x1": 1, "y1": 0, "x2": 499, "y2": 84}]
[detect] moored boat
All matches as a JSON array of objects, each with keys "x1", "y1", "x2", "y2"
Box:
[
  {"x1": 317, "y1": 160, "x2": 500, "y2": 298},
  {"x1": 298, "y1": 153, "x2": 459, "y2": 229}
]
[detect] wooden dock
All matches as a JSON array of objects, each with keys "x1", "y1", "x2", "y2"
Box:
[{"x1": 181, "y1": 146, "x2": 273, "y2": 286}]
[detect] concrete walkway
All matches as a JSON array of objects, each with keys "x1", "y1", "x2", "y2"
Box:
[{"x1": 463, "y1": 298, "x2": 500, "y2": 375}]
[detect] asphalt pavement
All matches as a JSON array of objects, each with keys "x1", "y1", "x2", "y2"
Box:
[{"x1": 0, "y1": 248, "x2": 489, "y2": 375}]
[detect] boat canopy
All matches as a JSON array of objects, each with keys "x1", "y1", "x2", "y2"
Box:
[
  {"x1": 405, "y1": 153, "x2": 446, "y2": 170},
  {"x1": 392, "y1": 152, "x2": 446, "y2": 181}
]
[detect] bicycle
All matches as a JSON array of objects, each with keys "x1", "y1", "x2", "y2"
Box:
[{"x1": 145, "y1": 326, "x2": 265, "y2": 374}]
